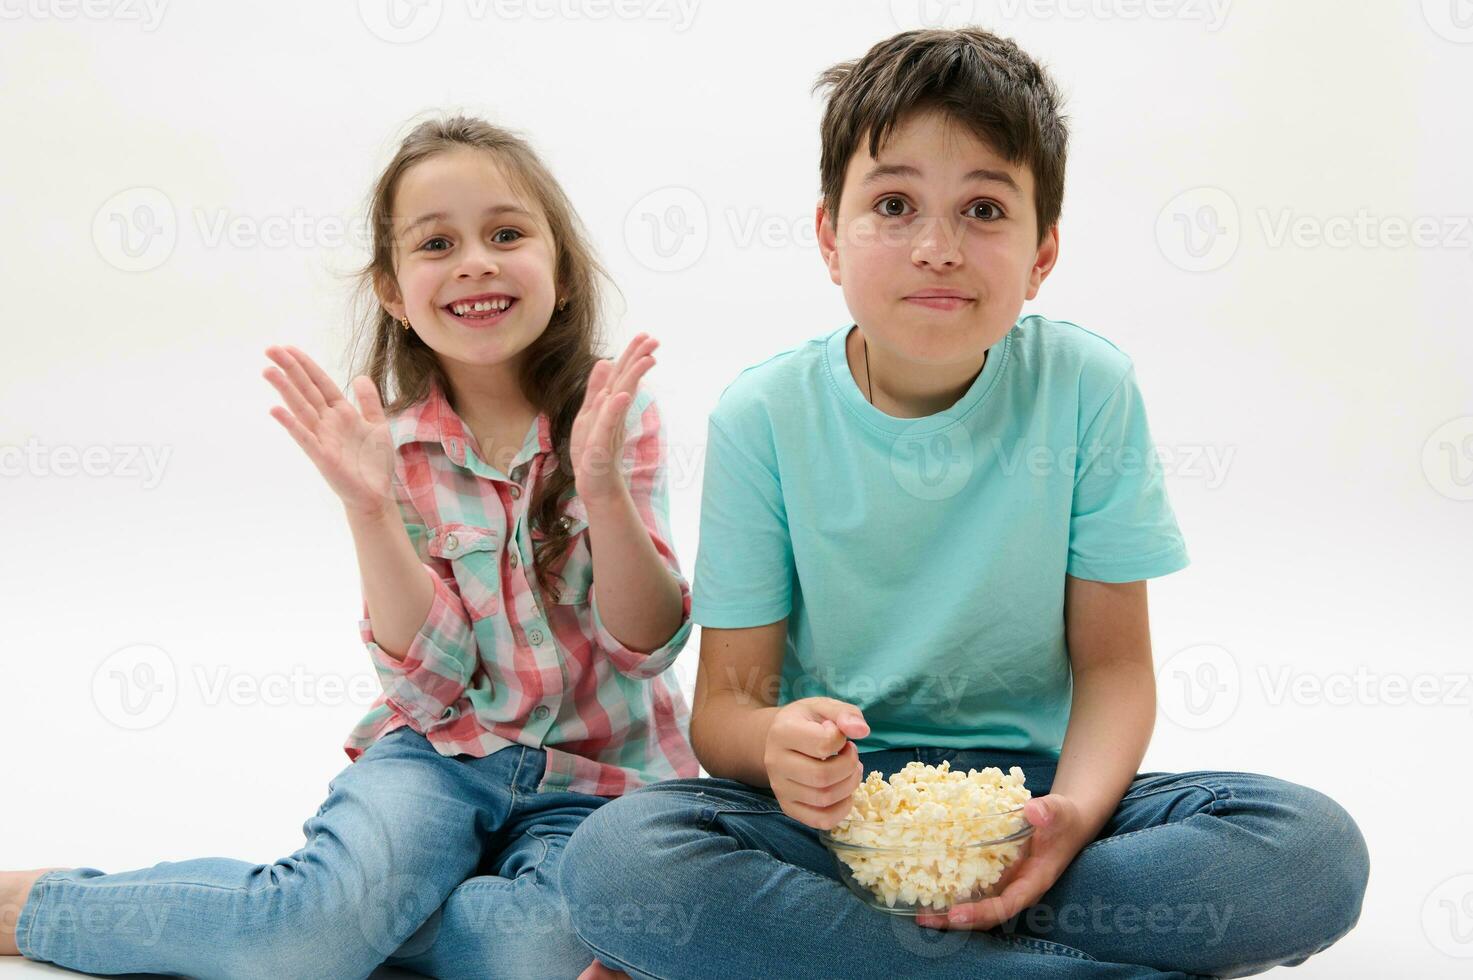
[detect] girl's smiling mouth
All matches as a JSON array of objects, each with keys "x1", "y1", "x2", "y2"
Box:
[{"x1": 443, "y1": 293, "x2": 517, "y2": 323}]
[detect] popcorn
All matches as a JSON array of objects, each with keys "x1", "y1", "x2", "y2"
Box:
[{"x1": 827, "y1": 760, "x2": 1031, "y2": 911}]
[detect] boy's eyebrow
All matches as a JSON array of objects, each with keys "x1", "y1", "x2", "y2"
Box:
[
  {"x1": 399, "y1": 204, "x2": 533, "y2": 237},
  {"x1": 861, "y1": 163, "x2": 1022, "y2": 197}
]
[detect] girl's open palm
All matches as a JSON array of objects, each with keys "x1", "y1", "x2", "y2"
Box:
[
  {"x1": 569, "y1": 333, "x2": 659, "y2": 503},
  {"x1": 262, "y1": 345, "x2": 395, "y2": 518}
]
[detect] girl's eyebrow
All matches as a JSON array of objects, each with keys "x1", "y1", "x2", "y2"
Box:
[{"x1": 399, "y1": 203, "x2": 534, "y2": 237}]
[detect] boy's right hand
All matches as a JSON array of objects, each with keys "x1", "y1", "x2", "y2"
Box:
[
  {"x1": 763, "y1": 698, "x2": 870, "y2": 830},
  {"x1": 263, "y1": 346, "x2": 396, "y2": 520}
]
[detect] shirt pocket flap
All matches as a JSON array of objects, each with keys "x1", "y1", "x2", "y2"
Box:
[{"x1": 426, "y1": 524, "x2": 501, "y2": 621}]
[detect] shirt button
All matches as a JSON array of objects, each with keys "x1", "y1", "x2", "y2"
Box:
[
  {"x1": 533, "y1": 705, "x2": 550, "y2": 721},
  {"x1": 509, "y1": 551, "x2": 519, "y2": 569},
  {"x1": 509, "y1": 485, "x2": 522, "y2": 500},
  {"x1": 444, "y1": 534, "x2": 458, "y2": 552},
  {"x1": 528, "y1": 628, "x2": 545, "y2": 646}
]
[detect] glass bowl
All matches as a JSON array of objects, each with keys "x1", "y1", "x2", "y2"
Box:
[{"x1": 818, "y1": 808, "x2": 1034, "y2": 916}]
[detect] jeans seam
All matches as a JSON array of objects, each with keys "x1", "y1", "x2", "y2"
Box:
[
  {"x1": 573, "y1": 928, "x2": 669, "y2": 980},
  {"x1": 1082, "y1": 782, "x2": 1235, "y2": 852},
  {"x1": 508, "y1": 746, "x2": 528, "y2": 808},
  {"x1": 994, "y1": 932, "x2": 1101, "y2": 960}
]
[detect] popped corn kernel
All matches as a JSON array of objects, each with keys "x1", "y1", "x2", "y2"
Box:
[{"x1": 828, "y1": 760, "x2": 1031, "y2": 911}]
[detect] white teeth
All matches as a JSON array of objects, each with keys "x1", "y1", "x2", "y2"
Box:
[{"x1": 451, "y1": 298, "x2": 511, "y2": 316}]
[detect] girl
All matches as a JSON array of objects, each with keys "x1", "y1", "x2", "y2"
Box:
[{"x1": 1, "y1": 116, "x2": 697, "y2": 979}]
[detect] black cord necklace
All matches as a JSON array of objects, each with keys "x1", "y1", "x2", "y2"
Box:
[{"x1": 862, "y1": 334, "x2": 874, "y2": 406}]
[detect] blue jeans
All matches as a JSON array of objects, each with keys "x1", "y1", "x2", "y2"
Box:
[
  {"x1": 16, "y1": 727, "x2": 606, "y2": 979},
  {"x1": 558, "y1": 747, "x2": 1370, "y2": 979}
]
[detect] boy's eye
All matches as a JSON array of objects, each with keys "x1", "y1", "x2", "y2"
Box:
[
  {"x1": 876, "y1": 196, "x2": 912, "y2": 218},
  {"x1": 966, "y1": 201, "x2": 1004, "y2": 221}
]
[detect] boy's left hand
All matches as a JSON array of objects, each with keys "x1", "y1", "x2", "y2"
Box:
[
  {"x1": 915, "y1": 793, "x2": 1091, "y2": 932},
  {"x1": 570, "y1": 334, "x2": 658, "y2": 503}
]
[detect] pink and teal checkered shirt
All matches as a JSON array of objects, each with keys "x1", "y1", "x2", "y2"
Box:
[{"x1": 343, "y1": 377, "x2": 698, "y2": 797}]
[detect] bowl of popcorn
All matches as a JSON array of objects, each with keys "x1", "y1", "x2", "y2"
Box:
[{"x1": 818, "y1": 760, "x2": 1034, "y2": 916}]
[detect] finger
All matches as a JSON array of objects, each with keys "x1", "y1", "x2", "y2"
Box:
[
  {"x1": 352, "y1": 376, "x2": 387, "y2": 425},
  {"x1": 611, "y1": 340, "x2": 658, "y2": 393},
  {"x1": 951, "y1": 867, "x2": 1045, "y2": 929},
  {"x1": 776, "y1": 741, "x2": 859, "y2": 789},
  {"x1": 583, "y1": 359, "x2": 613, "y2": 401},
  {"x1": 284, "y1": 345, "x2": 347, "y2": 408},
  {"x1": 593, "y1": 390, "x2": 633, "y2": 449},
  {"x1": 779, "y1": 756, "x2": 863, "y2": 808},
  {"x1": 613, "y1": 354, "x2": 657, "y2": 402},
  {"x1": 268, "y1": 406, "x2": 323, "y2": 458},
  {"x1": 609, "y1": 334, "x2": 649, "y2": 384},
  {"x1": 262, "y1": 366, "x2": 321, "y2": 430},
  {"x1": 784, "y1": 793, "x2": 858, "y2": 831},
  {"x1": 803, "y1": 699, "x2": 870, "y2": 741},
  {"x1": 266, "y1": 346, "x2": 328, "y2": 413}
]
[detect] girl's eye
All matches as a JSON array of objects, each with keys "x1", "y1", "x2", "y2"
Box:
[
  {"x1": 876, "y1": 196, "x2": 911, "y2": 218},
  {"x1": 966, "y1": 201, "x2": 1004, "y2": 221},
  {"x1": 492, "y1": 227, "x2": 523, "y2": 244},
  {"x1": 421, "y1": 236, "x2": 451, "y2": 252}
]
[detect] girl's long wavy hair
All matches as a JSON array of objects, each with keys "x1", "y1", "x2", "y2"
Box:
[{"x1": 347, "y1": 115, "x2": 608, "y2": 602}]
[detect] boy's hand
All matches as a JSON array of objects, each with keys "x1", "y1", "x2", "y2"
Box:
[
  {"x1": 915, "y1": 793, "x2": 1089, "y2": 932},
  {"x1": 570, "y1": 334, "x2": 658, "y2": 505},
  {"x1": 263, "y1": 346, "x2": 396, "y2": 520},
  {"x1": 763, "y1": 698, "x2": 870, "y2": 829}
]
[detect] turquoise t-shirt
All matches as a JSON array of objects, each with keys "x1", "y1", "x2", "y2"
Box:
[{"x1": 690, "y1": 315, "x2": 1190, "y2": 757}]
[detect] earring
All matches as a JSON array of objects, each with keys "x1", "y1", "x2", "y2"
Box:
[
  {"x1": 399, "y1": 316, "x2": 410, "y2": 331},
  {"x1": 556, "y1": 297, "x2": 568, "y2": 311}
]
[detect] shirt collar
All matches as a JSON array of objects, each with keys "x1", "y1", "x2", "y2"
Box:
[{"x1": 391, "y1": 377, "x2": 553, "y2": 475}]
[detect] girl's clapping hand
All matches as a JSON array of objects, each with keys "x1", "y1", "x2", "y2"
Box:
[
  {"x1": 569, "y1": 334, "x2": 658, "y2": 504},
  {"x1": 262, "y1": 345, "x2": 396, "y2": 519}
]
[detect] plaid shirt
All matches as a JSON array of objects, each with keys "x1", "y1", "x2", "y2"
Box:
[{"x1": 343, "y1": 377, "x2": 698, "y2": 797}]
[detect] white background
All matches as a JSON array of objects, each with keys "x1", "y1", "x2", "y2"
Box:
[{"x1": 2, "y1": 0, "x2": 1471, "y2": 976}]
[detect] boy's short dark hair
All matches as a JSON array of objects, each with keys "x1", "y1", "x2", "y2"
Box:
[{"x1": 814, "y1": 28, "x2": 1069, "y2": 246}]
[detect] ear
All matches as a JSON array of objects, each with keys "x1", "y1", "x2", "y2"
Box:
[
  {"x1": 815, "y1": 201, "x2": 842, "y2": 286},
  {"x1": 1025, "y1": 223, "x2": 1061, "y2": 302},
  {"x1": 373, "y1": 269, "x2": 406, "y2": 322}
]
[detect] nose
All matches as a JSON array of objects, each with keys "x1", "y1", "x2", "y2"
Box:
[
  {"x1": 911, "y1": 215, "x2": 963, "y2": 270},
  {"x1": 454, "y1": 240, "x2": 501, "y2": 279}
]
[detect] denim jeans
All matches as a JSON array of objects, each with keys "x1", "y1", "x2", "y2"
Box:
[
  {"x1": 558, "y1": 747, "x2": 1370, "y2": 979},
  {"x1": 16, "y1": 727, "x2": 606, "y2": 979}
]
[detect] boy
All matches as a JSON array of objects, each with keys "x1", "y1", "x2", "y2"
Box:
[{"x1": 560, "y1": 28, "x2": 1369, "y2": 979}]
